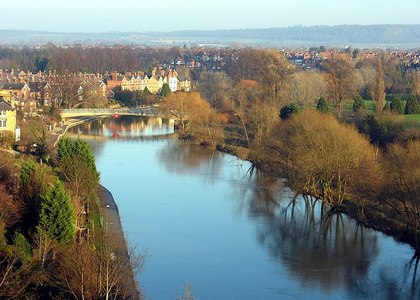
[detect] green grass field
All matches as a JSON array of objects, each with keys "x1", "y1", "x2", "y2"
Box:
[
  {"x1": 343, "y1": 99, "x2": 376, "y2": 113},
  {"x1": 339, "y1": 99, "x2": 420, "y2": 129},
  {"x1": 403, "y1": 114, "x2": 420, "y2": 122}
]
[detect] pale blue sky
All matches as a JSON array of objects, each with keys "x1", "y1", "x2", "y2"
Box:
[{"x1": 2, "y1": 0, "x2": 419, "y2": 32}]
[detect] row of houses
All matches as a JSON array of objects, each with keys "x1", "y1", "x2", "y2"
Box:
[
  {"x1": 105, "y1": 68, "x2": 191, "y2": 94},
  {"x1": 0, "y1": 67, "x2": 192, "y2": 113}
]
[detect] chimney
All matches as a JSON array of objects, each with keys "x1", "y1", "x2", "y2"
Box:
[{"x1": 112, "y1": 72, "x2": 118, "y2": 81}]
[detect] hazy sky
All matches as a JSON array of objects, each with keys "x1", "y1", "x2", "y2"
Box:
[{"x1": 2, "y1": 0, "x2": 419, "y2": 32}]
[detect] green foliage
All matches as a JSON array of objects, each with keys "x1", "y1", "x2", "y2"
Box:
[
  {"x1": 58, "y1": 138, "x2": 98, "y2": 175},
  {"x1": 39, "y1": 180, "x2": 75, "y2": 244},
  {"x1": 405, "y1": 94, "x2": 420, "y2": 114},
  {"x1": 13, "y1": 231, "x2": 32, "y2": 264},
  {"x1": 390, "y1": 97, "x2": 405, "y2": 114},
  {"x1": 19, "y1": 160, "x2": 52, "y2": 228},
  {"x1": 160, "y1": 83, "x2": 171, "y2": 97},
  {"x1": 112, "y1": 87, "x2": 142, "y2": 107},
  {"x1": 20, "y1": 160, "x2": 37, "y2": 187},
  {"x1": 403, "y1": 114, "x2": 420, "y2": 122},
  {"x1": 279, "y1": 103, "x2": 302, "y2": 120},
  {"x1": 365, "y1": 115, "x2": 404, "y2": 148},
  {"x1": 143, "y1": 87, "x2": 150, "y2": 96},
  {"x1": 353, "y1": 95, "x2": 366, "y2": 112},
  {"x1": 316, "y1": 96, "x2": 329, "y2": 113},
  {"x1": 57, "y1": 138, "x2": 99, "y2": 200},
  {"x1": 383, "y1": 102, "x2": 391, "y2": 112}
]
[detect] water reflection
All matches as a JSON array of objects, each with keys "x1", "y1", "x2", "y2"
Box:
[
  {"x1": 158, "y1": 140, "x2": 224, "y2": 178},
  {"x1": 236, "y1": 172, "x2": 420, "y2": 299},
  {"x1": 67, "y1": 116, "x2": 174, "y2": 139},
  {"x1": 67, "y1": 115, "x2": 175, "y2": 159}
]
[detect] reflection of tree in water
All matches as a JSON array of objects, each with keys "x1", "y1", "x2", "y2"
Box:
[
  {"x1": 68, "y1": 116, "x2": 172, "y2": 138},
  {"x1": 347, "y1": 262, "x2": 420, "y2": 299},
  {"x1": 158, "y1": 140, "x2": 225, "y2": 183},
  {"x1": 236, "y1": 172, "x2": 420, "y2": 298},
  {"x1": 236, "y1": 172, "x2": 379, "y2": 291}
]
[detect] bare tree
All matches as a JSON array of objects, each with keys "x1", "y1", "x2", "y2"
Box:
[
  {"x1": 383, "y1": 141, "x2": 420, "y2": 251},
  {"x1": 58, "y1": 234, "x2": 145, "y2": 300},
  {"x1": 198, "y1": 70, "x2": 233, "y2": 111},
  {"x1": 256, "y1": 49, "x2": 292, "y2": 105},
  {"x1": 265, "y1": 110, "x2": 380, "y2": 207},
  {"x1": 287, "y1": 71, "x2": 326, "y2": 106},
  {"x1": 231, "y1": 80, "x2": 263, "y2": 147},
  {"x1": 323, "y1": 54, "x2": 356, "y2": 118}
]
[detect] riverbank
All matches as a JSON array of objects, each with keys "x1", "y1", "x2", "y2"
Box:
[
  {"x1": 49, "y1": 116, "x2": 106, "y2": 147},
  {"x1": 216, "y1": 142, "x2": 418, "y2": 252},
  {"x1": 97, "y1": 184, "x2": 141, "y2": 300},
  {"x1": 51, "y1": 118, "x2": 141, "y2": 298}
]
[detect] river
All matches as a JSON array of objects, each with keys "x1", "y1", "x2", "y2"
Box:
[{"x1": 67, "y1": 116, "x2": 419, "y2": 300}]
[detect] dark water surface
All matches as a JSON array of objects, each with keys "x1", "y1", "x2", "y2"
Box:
[{"x1": 68, "y1": 116, "x2": 419, "y2": 300}]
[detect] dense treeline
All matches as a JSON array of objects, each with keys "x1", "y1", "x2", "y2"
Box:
[
  {"x1": 0, "y1": 46, "x2": 139, "y2": 73},
  {"x1": 0, "y1": 139, "x2": 142, "y2": 299}
]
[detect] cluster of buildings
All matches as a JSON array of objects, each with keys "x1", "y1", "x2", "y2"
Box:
[
  {"x1": 105, "y1": 67, "x2": 191, "y2": 94},
  {"x1": 155, "y1": 47, "x2": 420, "y2": 73},
  {"x1": 0, "y1": 67, "x2": 191, "y2": 114},
  {"x1": 0, "y1": 69, "x2": 108, "y2": 114},
  {"x1": 284, "y1": 49, "x2": 420, "y2": 69},
  {"x1": 0, "y1": 67, "x2": 191, "y2": 140}
]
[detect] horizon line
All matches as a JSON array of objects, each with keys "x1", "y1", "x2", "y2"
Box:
[{"x1": 0, "y1": 23, "x2": 419, "y2": 35}]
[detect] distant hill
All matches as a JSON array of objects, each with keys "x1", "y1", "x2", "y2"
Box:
[
  {"x1": 0, "y1": 25, "x2": 419, "y2": 48},
  {"x1": 160, "y1": 25, "x2": 420, "y2": 46}
]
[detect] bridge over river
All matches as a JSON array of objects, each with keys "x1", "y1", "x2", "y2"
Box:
[{"x1": 60, "y1": 106, "x2": 158, "y2": 118}]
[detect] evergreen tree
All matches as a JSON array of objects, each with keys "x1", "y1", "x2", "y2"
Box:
[
  {"x1": 352, "y1": 94, "x2": 366, "y2": 112},
  {"x1": 316, "y1": 96, "x2": 329, "y2": 113},
  {"x1": 280, "y1": 103, "x2": 301, "y2": 120},
  {"x1": 390, "y1": 97, "x2": 405, "y2": 114},
  {"x1": 58, "y1": 138, "x2": 98, "y2": 178},
  {"x1": 405, "y1": 94, "x2": 420, "y2": 114},
  {"x1": 39, "y1": 180, "x2": 75, "y2": 244},
  {"x1": 160, "y1": 83, "x2": 171, "y2": 97},
  {"x1": 143, "y1": 87, "x2": 150, "y2": 96},
  {"x1": 13, "y1": 231, "x2": 32, "y2": 264},
  {"x1": 19, "y1": 160, "x2": 50, "y2": 229},
  {"x1": 57, "y1": 138, "x2": 99, "y2": 201}
]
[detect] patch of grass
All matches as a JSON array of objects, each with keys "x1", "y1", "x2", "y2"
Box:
[
  {"x1": 343, "y1": 99, "x2": 376, "y2": 114},
  {"x1": 363, "y1": 100, "x2": 376, "y2": 112},
  {"x1": 403, "y1": 114, "x2": 420, "y2": 123}
]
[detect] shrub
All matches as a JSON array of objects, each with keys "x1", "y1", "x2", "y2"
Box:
[{"x1": 279, "y1": 102, "x2": 302, "y2": 120}]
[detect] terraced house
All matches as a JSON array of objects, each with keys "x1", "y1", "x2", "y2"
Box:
[{"x1": 105, "y1": 67, "x2": 191, "y2": 94}]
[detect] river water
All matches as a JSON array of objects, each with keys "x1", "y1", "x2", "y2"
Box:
[{"x1": 68, "y1": 116, "x2": 419, "y2": 300}]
